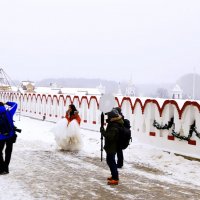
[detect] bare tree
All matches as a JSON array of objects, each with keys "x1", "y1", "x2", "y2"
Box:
[{"x1": 156, "y1": 88, "x2": 169, "y2": 98}]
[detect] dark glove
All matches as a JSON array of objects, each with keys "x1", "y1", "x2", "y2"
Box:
[
  {"x1": 100, "y1": 127, "x2": 105, "y2": 133},
  {"x1": 106, "y1": 119, "x2": 110, "y2": 123}
]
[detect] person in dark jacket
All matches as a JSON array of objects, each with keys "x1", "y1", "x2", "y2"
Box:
[
  {"x1": 114, "y1": 107, "x2": 125, "y2": 168},
  {"x1": 100, "y1": 109, "x2": 123, "y2": 185},
  {"x1": 0, "y1": 101, "x2": 18, "y2": 174}
]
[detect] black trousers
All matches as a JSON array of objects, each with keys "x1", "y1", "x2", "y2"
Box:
[
  {"x1": 0, "y1": 140, "x2": 13, "y2": 172},
  {"x1": 117, "y1": 148, "x2": 124, "y2": 167},
  {"x1": 106, "y1": 153, "x2": 119, "y2": 180}
]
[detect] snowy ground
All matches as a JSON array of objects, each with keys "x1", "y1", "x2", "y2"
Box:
[{"x1": 0, "y1": 115, "x2": 200, "y2": 199}]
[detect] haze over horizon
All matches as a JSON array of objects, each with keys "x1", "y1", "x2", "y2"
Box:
[{"x1": 0, "y1": 0, "x2": 199, "y2": 84}]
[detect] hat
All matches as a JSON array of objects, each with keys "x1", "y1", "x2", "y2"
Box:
[
  {"x1": 114, "y1": 107, "x2": 121, "y2": 114},
  {"x1": 105, "y1": 109, "x2": 119, "y2": 119}
]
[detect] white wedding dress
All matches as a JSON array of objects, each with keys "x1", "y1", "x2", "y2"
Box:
[{"x1": 52, "y1": 118, "x2": 83, "y2": 151}]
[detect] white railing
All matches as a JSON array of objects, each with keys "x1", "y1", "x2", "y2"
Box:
[{"x1": 1, "y1": 91, "x2": 200, "y2": 159}]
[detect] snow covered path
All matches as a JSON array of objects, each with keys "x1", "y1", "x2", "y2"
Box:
[{"x1": 1, "y1": 116, "x2": 200, "y2": 199}]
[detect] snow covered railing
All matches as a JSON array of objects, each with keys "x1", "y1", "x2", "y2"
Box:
[{"x1": 1, "y1": 91, "x2": 200, "y2": 159}]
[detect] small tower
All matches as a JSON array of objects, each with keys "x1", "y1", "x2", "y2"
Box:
[
  {"x1": 172, "y1": 84, "x2": 183, "y2": 99},
  {"x1": 125, "y1": 77, "x2": 135, "y2": 96},
  {"x1": 115, "y1": 82, "x2": 122, "y2": 96}
]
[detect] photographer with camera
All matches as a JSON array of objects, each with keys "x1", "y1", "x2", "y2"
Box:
[{"x1": 0, "y1": 101, "x2": 18, "y2": 175}]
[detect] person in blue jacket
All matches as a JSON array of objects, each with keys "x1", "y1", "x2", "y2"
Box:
[{"x1": 0, "y1": 101, "x2": 18, "y2": 174}]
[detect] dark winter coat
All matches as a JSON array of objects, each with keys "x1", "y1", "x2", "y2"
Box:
[{"x1": 102, "y1": 116, "x2": 124, "y2": 154}]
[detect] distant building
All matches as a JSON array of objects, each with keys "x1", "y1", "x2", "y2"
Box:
[
  {"x1": 50, "y1": 82, "x2": 59, "y2": 88},
  {"x1": 21, "y1": 81, "x2": 35, "y2": 92},
  {"x1": 172, "y1": 84, "x2": 183, "y2": 99},
  {"x1": 0, "y1": 83, "x2": 11, "y2": 91},
  {"x1": 125, "y1": 78, "x2": 135, "y2": 97},
  {"x1": 34, "y1": 86, "x2": 105, "y2": 96}
]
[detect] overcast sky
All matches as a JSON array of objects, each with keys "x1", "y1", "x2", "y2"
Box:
[{"x1": 0, "y1": 0, "x2": 199, "y2": 84}]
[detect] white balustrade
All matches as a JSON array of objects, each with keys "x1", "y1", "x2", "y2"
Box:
[{"x1": 0, "y1": 91, "x2": 200, "y2": 159}]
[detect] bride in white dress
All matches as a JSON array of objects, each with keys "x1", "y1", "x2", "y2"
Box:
[{"x1": 52, "y1": 104, "x2": 83, "y2": 151}]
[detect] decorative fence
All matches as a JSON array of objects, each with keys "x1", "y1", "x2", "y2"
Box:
[{"x1": 1, "y1": 91, "x2": 200, "y2": 159}]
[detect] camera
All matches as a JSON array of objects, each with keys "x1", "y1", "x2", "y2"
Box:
[{"x1": 14, "y1": 126, "x2": 22, "y2": 133}]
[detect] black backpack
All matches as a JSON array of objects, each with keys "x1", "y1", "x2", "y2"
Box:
[
  {"x1": 0, "y1": 111, "x2": 12, "y2": 136},
  {"x1": 119, "y1": 119, "x2": 132, "y2": 150}
]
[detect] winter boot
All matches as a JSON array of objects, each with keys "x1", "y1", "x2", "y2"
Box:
[
  {"x1": 107, "y1": 179, "x2": 119, "y2": 185},
  {"x1": 4, "y1": 165, "x2": 9, "y2": 174},
  {"x1": 107, "y1": 176, "x2": 112, "y2": 181}
]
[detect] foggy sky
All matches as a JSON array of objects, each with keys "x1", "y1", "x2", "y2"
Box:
[{"x1": 0, "y1": 0, "x2": 199, "y2": 84}]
